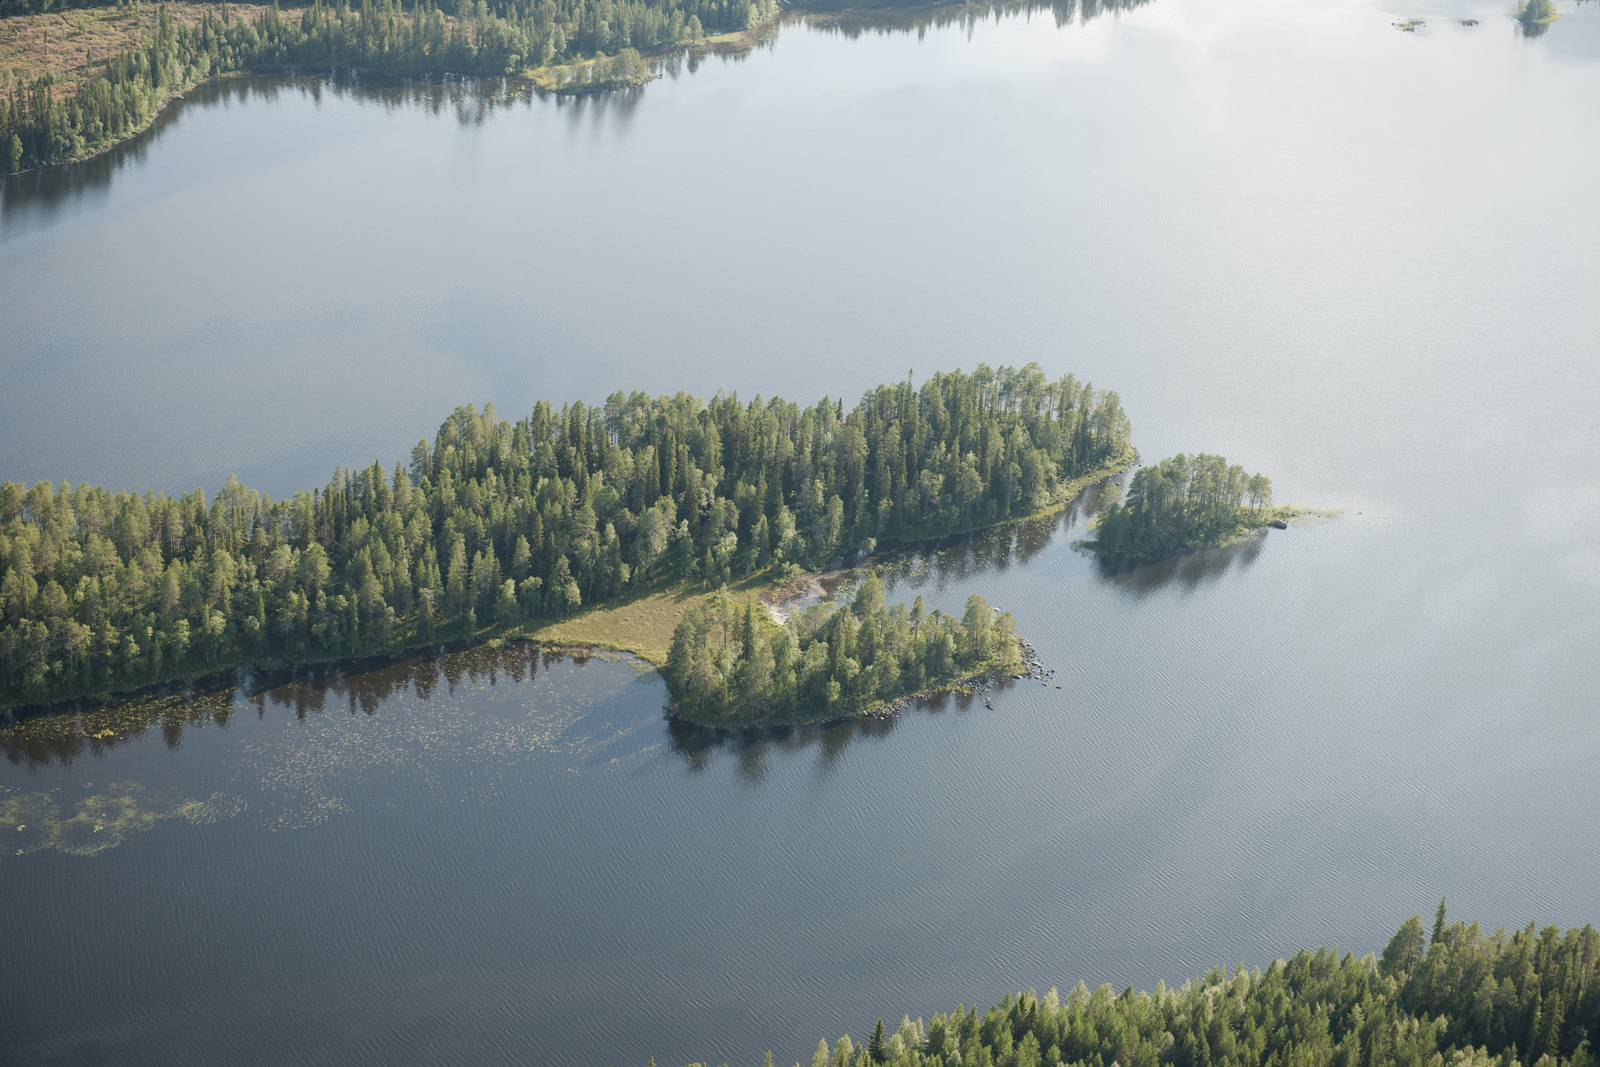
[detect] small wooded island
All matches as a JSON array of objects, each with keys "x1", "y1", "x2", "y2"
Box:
[
  {"x1": 665, "y1": 578, "x2": 1021, "y2": 726},
  {"x1": 0, "y1": 365, "x2": 1135, "y2": 713},
  {"x1": 1081, "y1": 451, "x2": 1300, "y2": 565}
]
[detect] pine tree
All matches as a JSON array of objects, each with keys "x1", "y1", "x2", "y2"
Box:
[
  {"x1": 1381, "y1": 915, "x2": 1426, "y2": 980},
  {"x1": 741, "y1": 600, "x2": 758, "y2": 658}
]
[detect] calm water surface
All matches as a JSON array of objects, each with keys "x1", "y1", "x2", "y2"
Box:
[{"x1": 2, "y1": 0, "x2": 1599, "y2": 1063}]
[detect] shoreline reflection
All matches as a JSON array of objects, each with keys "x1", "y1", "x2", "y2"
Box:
[
  {"x1": 1091, "y1": 533, "x2": 1268, "y2": 594},
  {"x1": 790, "y1": 474, "x2": 1122, "y2": 608},
  {"x1": 1, "y1": 0, "x2": 1152, "y2": 231},
  {"x1": 2, "y1": 471, "x2": 1272, "y2": 774},
  {"x1": 0, "y1": 70, "x2": 540, "y2": 229},
  {"x1": 0, "y1": 639, "x2": 587, "y2": 769},
  {"x1": 664, "y1": 681, "x2": 985, "y2": 780},
  {"x1": 809, "y1": 471, "x2": 1278, "y2": 604}
]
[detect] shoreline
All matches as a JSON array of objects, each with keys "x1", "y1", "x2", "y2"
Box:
[
  {"x1": 1, "y1": 457, "x2": 1135, "y2": 724},
  {"x1": 1078, "y1": 504, "x2": 1342, "y2": 567},
  {"x1": 668, "y1": 656, "x2": 1022, "y2": 729},
  {"x1": 714, "y1": 632, "x2": 1058, "y2": 728},
  {"x1": 1, "y1": 8, "x2": 786, "y2": 178},
  {"x1": 762, "y1": 448, "x2": 1135, "y2": 615}
]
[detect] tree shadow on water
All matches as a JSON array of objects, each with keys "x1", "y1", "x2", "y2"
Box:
[
  {"x1": 1091, "y1": 533, "x2": 1269, "y2": 598},
  {"x1": 785, "y1": 474, "x2": 1122, "y2": 610},
  {"x1": 661, "y1": 683, "x2": 982, "y2": 781},
  {"x1": 0, "y1": 639, "x2": 556, "y2": 768},
  {"x1": 0, "y1": 71, "x2": 533, "y2": 231}
]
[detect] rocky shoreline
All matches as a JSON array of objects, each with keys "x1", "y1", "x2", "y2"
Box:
[{"x1": 858, "y1": 635, "x2": 1056, "y2": 721}]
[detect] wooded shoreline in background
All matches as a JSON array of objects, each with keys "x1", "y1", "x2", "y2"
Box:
[
  {"x1": 0, "y1": 365, "x2": 1134, "y2": 710},
  {"x1": 740, "y1": 907, "x2": 1598, "y2": 1067},
  {"x1": 0, "y1": 0, "x2": 1156, "y2": 174},
  {"x1": 0, "y1": 0, "x2": 780, "y2": 172}
]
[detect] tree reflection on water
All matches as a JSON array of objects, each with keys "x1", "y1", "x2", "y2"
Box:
[
  {"x1": 0, "y1": 639, "x2": 570, "y2": 769},
  {"x1": 1, "y1": 470, "x2": 1272, "y2": 774},
  {"x1": 2, "y1": 0, "x2": 1154, "y2": 226}
]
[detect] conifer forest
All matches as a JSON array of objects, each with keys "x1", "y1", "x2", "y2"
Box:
[
  {"x1": 1, "y1": 0, "x2": 777, "y2": 171},
  {"x1": 5, "y1": 0, "x2": 1594, "y2": 1061},
  {"x1": 1085, "y1": 453, "x2": 1283, "y2": 564},
  {"x1": 664, "y1": 582, "x2": 1021, "y2": 724},
  {"x1": 764, "y1": 910, "x2": 1598, "y2": 1067},
  {"x1": 0, "y1": 365, "x2": 1133, "y2": 708},
  {"x1": 0, "y1": 0, "x2": 1162, "y2": 173}
]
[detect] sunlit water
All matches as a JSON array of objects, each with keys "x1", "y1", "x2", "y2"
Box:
[{"x1": 3, "y1": 0, "x2": 1600, "y2": 1063}]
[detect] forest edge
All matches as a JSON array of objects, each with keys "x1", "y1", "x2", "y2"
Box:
[{"x1": 0, "y1": 449, "x2": 1135, "y2": 724}]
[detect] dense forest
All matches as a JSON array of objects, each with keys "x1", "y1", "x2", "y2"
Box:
[
  {"x1": 0, "y1": 0, "x2": 1166, "y2": 174},
  {"x1": 0, "y1": 365, "x2": 1133, "y2": 708},
  {"x1": 1, "y1": 0, "x2": 776, "y2": 171},
  {"x1": 1084, "y1": 453, "x2": 1279, "y2": 564},
  {"x1": 752, "y1": 907, "x2": 1597, "y2": 1067},
  {"x1": 664, "y1": 578, "x2": 1019, "y2": 724}
]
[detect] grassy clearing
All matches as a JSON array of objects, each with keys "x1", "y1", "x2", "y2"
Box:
[
  {"x1": 518, "y1": 576, "x2": 774, "y2": 665},
  {"x1": 521, "y1": 587, "x2": 705, "y2": 665},
  {"x1": 512, "y1": 457, "x2": 1137, "y2": 668}
]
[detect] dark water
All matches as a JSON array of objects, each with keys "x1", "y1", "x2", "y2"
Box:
[{"x1": 3, "y1": 0, "x2": 1600, "y2": 1064}]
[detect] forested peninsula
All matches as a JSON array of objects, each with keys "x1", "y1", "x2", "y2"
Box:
[
  {"x1": 1082, "y1": 452, "x2": 1295, "y2": 565},
  {"x1": 738, "y1": 907, "x2": 1598, "y2": 1067},
  {"x1": 0, "y1": 365, "x2": 1134, "y2": 711}
]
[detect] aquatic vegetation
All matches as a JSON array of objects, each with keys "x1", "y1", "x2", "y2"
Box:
[
  {"x1": 0, "y1": 639, "x2": 644, "y2": 833},
  {"x1": 0, "y1": 687, "x2": 236, "y2": 767},
  {"x1": 529, "y1": 47, "x2": 653, "y2": 93},
  {"x1": 1, "y1": 782, "x2": 243, "y2": 859}
]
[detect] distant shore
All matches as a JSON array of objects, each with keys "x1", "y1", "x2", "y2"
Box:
[{"x1": 0, "y1": 3, "x2": 784, "y2": 175}]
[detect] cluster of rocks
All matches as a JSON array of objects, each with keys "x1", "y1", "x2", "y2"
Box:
[
  {"x1": 968, "y1": 638, "x2": 1059, "y2": 709},
  {"x1": 1016, "y1": 638, "x2": 1053, "y2": 681},
  {"x1": 864, "y1": 698, "x2": 913, "y2": 720}
]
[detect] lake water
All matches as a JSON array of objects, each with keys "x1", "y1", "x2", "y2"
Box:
[{"x1": 3, "y1": 0, "x2": 1599, "y2": 1063}]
